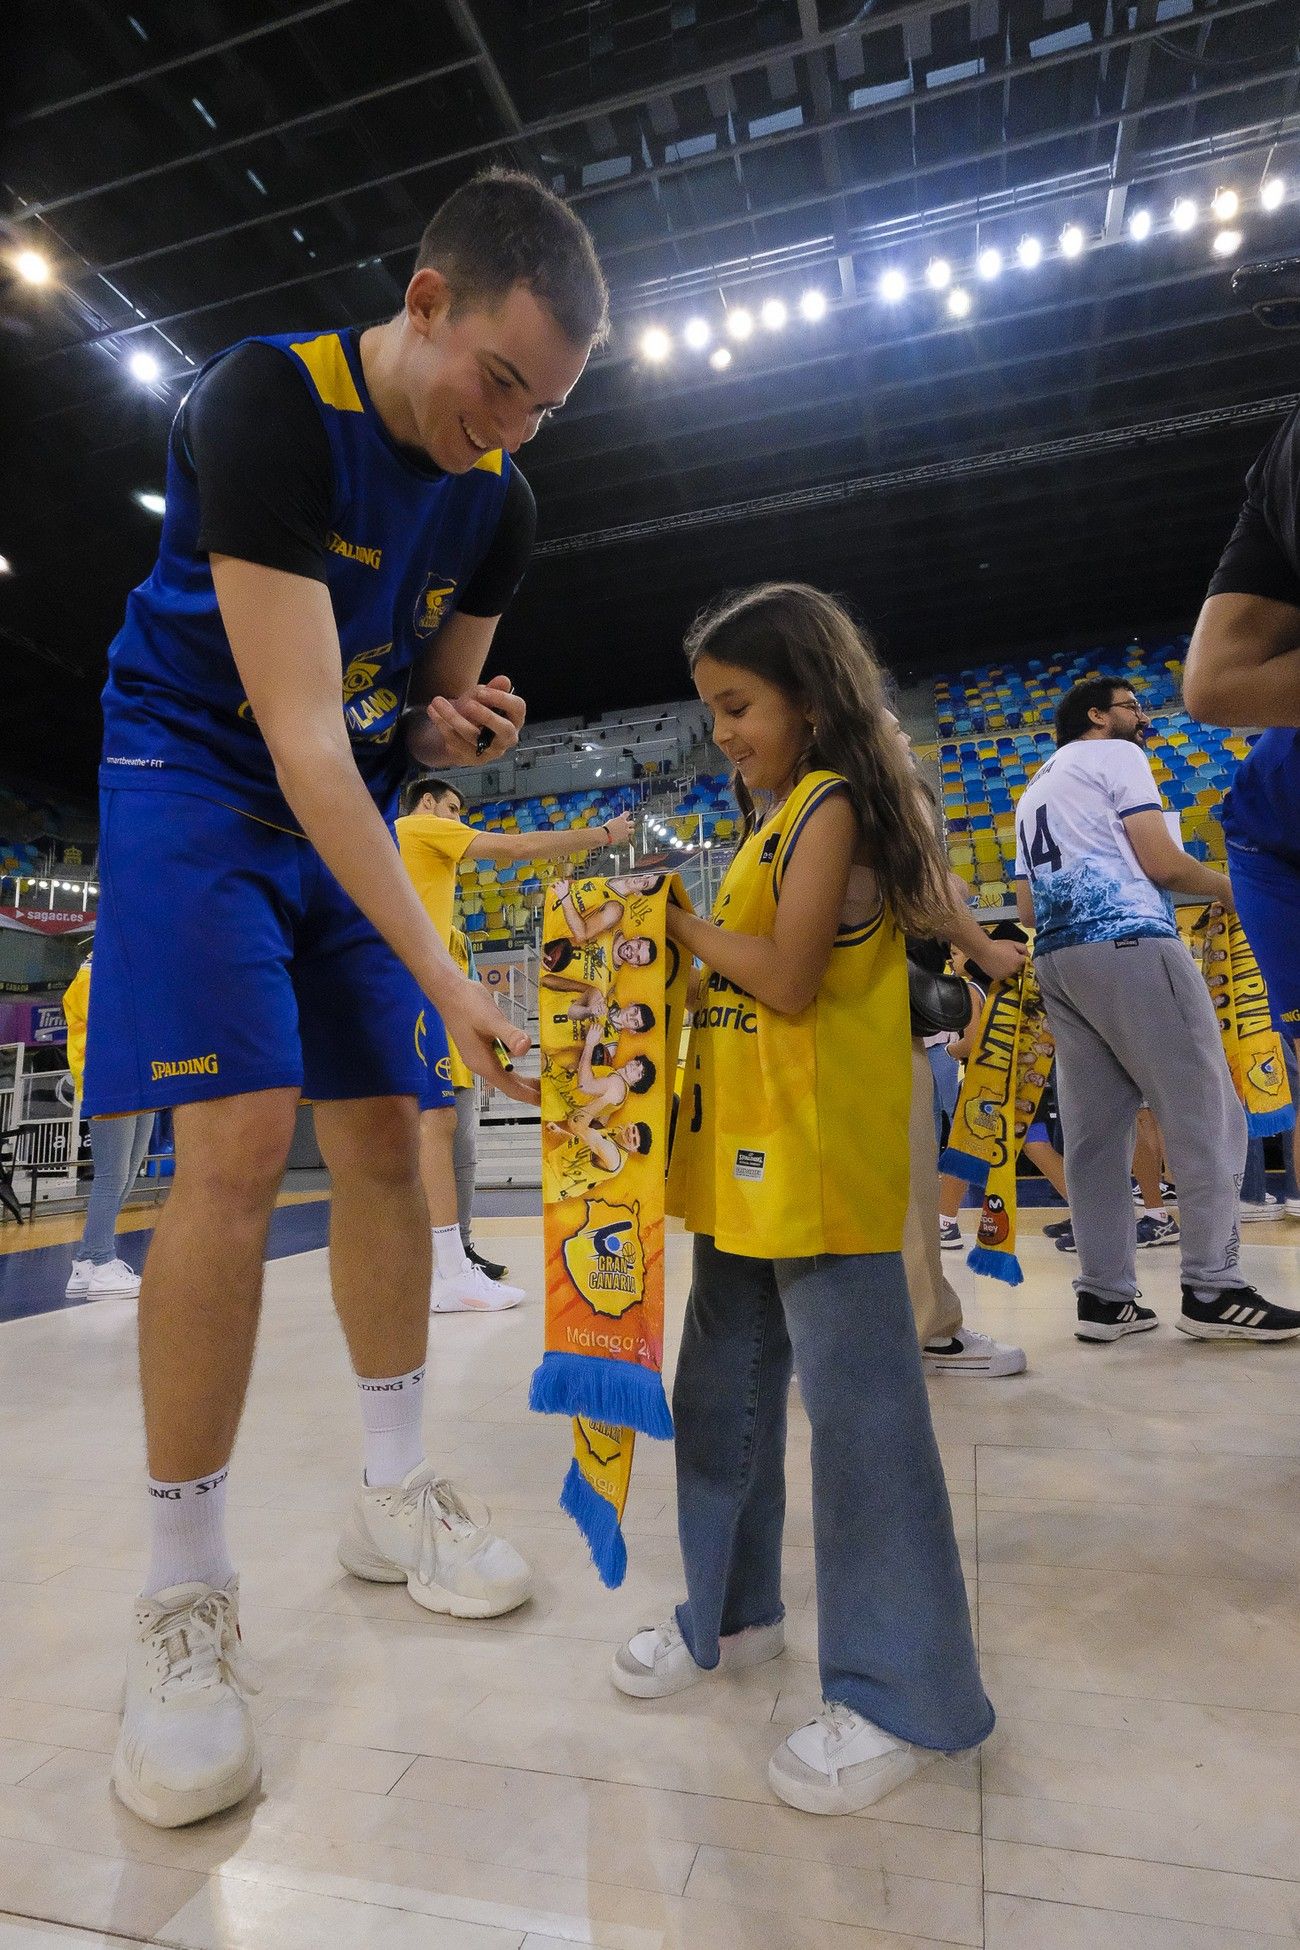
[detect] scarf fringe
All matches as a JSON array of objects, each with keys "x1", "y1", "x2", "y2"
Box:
[
  {"x1": 967, "y1": 1244, "x2": 1025, "y2": 1286},
  {"x1": 939, "y1": 1146, "x2": 990, "y2": 1190},
  {"x1": 559, "y1": 1458, "x2": 628, "y2": 1589},
  {"x1": 529, "y1": 1350, "x2": 674, "y2": 1440},
  {"x1": 1246, "y1": 1104, "x2": 1296, "y2": 1139}
]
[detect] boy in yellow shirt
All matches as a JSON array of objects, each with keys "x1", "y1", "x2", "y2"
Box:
[{"x1": 396, "y1": 775, "x2": 632, "y2": 1311}]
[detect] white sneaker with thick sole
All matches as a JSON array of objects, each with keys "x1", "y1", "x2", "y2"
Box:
[
  {"x1": 612, "y1": 1615, "x2": 784, "y2": 1699},
  {"x1": 112, "y1": 1578, "x2": 260, "y2": 1829},
  {"x1": 431, "y1": 1262, "x2": 526, "y2": 1313},
  {"x1": 1239, "y1": 1196, "x2": 1281, "y2": 1223},
  {"x1": 922, "y1": 1325, "x2": 1027, "y2": 1377},
  {"x1": 337, "y1": 1463, "x2": 532, "y2": 1617},
  {"x1": 88, "y1": 1258, "x2": 142, "y2": 1298},
  {"x1": 768, "y1": 1701, "x2": 937, "y2": 1814},
  {"x1": 1288, "y1": 1198, "x2": 1300, "y2": 1221},
  {"x1": 65, "y1": 1257, "x2": 93, "y2": 1298}
]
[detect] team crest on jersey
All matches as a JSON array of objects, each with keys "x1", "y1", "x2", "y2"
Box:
[
  {"x1": 341, "y1": 644, "x2": 399, "y2": 739},
  {"x1": 561, "y1": 1198, "x2": 645, "y2": 1319},
  {"x1": 414, "y1": 574, "x2": 457, "y2": 639}
]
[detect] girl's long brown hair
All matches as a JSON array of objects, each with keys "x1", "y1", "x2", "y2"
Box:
[{"x1": 684, "y1": 582, "x2": 951, "y2": 938}]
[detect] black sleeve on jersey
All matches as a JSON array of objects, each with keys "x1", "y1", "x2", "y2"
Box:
[
  {"x1": 457, "y1": 466, "x2": 537, "y2": 616},
  {"x1": 178, "y1": 343, "x2": 334, "y2": 582},
  {"x1": 1207, "y1": 406, "x2": 1300, "y2": 608}
]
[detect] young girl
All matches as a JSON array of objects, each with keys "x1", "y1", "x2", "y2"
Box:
[{"x1": 611, "y1": 583, "x2": 993, "y2": 1815}]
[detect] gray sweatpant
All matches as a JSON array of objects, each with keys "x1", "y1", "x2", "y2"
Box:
[
  {"x1": 453, "y1": 1085, "x2": 478, "y2": 1250},
  {"x1": 1035, "y1": 935, "x2": 1247, "y2": 1305}
]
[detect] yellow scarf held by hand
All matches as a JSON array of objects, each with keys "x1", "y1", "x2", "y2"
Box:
[
  {"x1": 941, "y1": 964, "x2": 1055, "y2": 1287},
  {"x1": 1183, "y1": 908, "x2": 1295, "y2": 1138},
  {"x1": 529, "y1": 872, "x2": 690, "y2": 1587}
]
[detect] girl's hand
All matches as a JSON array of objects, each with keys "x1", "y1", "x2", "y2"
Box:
[{"x1": 666, "y1": 901, "x2": 691, "y2": 941}]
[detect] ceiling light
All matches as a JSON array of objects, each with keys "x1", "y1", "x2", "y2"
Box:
[
  {"x1": 1261, "y1": 176, "x2": 1286, "y2": 212},
  {"x1": 1171, "y1": 197, "x2": 1198, "y2": 232},
  {"x1": 976, "y1": 247, "x2": 1003, "y2": 281},
  {"x1": 878, "y1": 267, "x2": 908, "y2": 303},
  {"x1": 1212, "y1": 228, "x2": 1243, "y2": 257},
  {"x1": 0, "y1": 556, "x2": 10, "y2": 575},
  {"x1": 134, "y1": 490, "x2": 166, "y2": 516},
  {"x1": 128, "y1": 349, "x2": 161, "y2": 384},
  {"x1": 1059, "y1": 223, "x2": 1085, "y2": 259},
  {"x1": 1128, "y1": 208, "x2": 1153, "y2": 242},
  {"x1": 13, "y1": 248, "x2": 51, "y2": 286},
  {"x1": 925, "y1": 257, "x2": 952, "y2": 290},
  {"x1": 726, "y1": 306, "x2": 754, "y2": 340},
  {"x1": 640, "y1": 326, "x2": 672, "y2": 362},
  {"x1": 1017, "y1": 235, "x2": 1043, "y2": 270},
  {"x1": 947, "y1": 287, "x2": 972, "y2": 318},
  {"x1": 798, "y1": 287, "x2": 828, "y2": 322},
  {"x1": 760, "y1": 297, "x2": 788, "y2": 330},
  {"x1": 1211, "y1": 186, "x2": 1239, "y2": 222},
  {"x1": 683, "y1": 316, "x2": 711, "y2": 351},
  {"x1": 709, "y1": 345, "x2": 732, "y2": 370}
]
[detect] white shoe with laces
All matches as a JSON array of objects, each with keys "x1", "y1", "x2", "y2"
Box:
[
  {"x1": 65, "y1": 1257, "x2": 93, "y2": 1298},
  {"x1": 768, "y1": 1700, "x2": 937, "y2": 1814},
  {"x1": 431, "y1": 1262, "x2": 526, "y2": 1313},
  {"x1": 112, "y1": 1578, "x2": 260, "y2": 1828},
  {"x1": 88, "y1": 1257, "x2": 142, "y2": 1298},
  {"x1": 337, "y1": 1462, "x2": 532, "y2": 1617},
  {"x1": 611, "y1": 1614, "x2": 784, "y2": 1698},
  {"x1": 922, "y1": 1325, "x2": 1027, "y2": 1377}
]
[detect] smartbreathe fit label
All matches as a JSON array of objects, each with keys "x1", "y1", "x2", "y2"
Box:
[{"x1": 734, "y1": 1148, "x2": 766, "y2": 1181}]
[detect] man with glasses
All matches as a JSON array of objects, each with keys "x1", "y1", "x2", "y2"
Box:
[{"x1": 1013, "y1": 678, "x2": 1300, "y2": 1344}]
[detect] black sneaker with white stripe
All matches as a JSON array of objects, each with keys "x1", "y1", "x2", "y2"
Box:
[
  {"x1": 1177, "y1": 1285, "x2": 1300, "y2": 1343},
  {"x1": 1075, "y1": 1291, "x2": 1158, "y2": 1343}
]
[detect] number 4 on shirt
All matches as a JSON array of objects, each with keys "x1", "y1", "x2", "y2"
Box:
[{"x1": 1020, "y1": 804, "x2": 1062, "y2": 875}]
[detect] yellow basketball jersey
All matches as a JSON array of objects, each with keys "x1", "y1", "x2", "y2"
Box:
[{"x1": 666, "y1": 769, "x2": 912, "y2": 1258}]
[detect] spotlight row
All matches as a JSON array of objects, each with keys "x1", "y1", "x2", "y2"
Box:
[{"x1": 635, "y1": 179, "x2": 1286, "y2": 363}]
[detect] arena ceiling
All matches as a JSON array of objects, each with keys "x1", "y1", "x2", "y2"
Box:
[{"x1": 3, "y1": 0, "x2": 1299, "y2": 796}]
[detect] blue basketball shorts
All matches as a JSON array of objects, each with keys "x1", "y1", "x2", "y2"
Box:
[
  {"x1": 415, "y1": 1005, "x2": 456, "y2": 1112},
  {"x1": 1228, "y1": 841, "x2": 1300, "y2": 1040},
  {"x1": 84, "y1": 787, "x2": 431, "y2": 1114}
]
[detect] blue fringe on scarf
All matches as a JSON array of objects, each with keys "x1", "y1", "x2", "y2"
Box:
[
  {"x1": 1246, "y1": 1104, "x2": 1296, "y2": 1139},
  {"x1": 528, "y1": 1350, "x2": 674, "y2": 1440},
  {"x1": 559, "y1": 1459, "x2": 628, "y2": 1590},
  {"x1": 966, "y1": 1245, "x2": 1025, "y2": 1286},
  {"x1": 939, "y1": 1145, "x2": 991, "y2": 1190}
]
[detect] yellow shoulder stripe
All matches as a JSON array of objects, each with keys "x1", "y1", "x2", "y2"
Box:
[
  {"x1": 289, "y1": 333, "x2": 364, "y2": 413},
  {"x1": 473, "y1": 448, "x2": 504, "y2": 474}
]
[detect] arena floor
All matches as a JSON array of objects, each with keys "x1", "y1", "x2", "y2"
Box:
[{"x1": 0, "y1": 1208, "x2": 1298, "y2": 1950}]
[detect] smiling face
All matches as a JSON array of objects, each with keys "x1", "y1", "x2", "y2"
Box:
[
  {"x1": 395, "y1": 273, "x2": 591, "y2": 473},
  {"x1": 692, "y1": 652, "x2": 812, "y2": 797}
]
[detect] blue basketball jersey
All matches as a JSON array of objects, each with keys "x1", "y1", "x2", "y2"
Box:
[
  {"x1": 1222, "y1": 728, "x2": 1300, "y2": 868},
  {"x1": 100, "y1": 329, "x2": 512, "y2": 828}
]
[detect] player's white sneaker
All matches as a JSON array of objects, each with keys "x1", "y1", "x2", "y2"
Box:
[
  {"x1": 337, "y1": 1463, "x2": 532, "y2": 1617},
  {"x1": 112, "y1": 1579, "x2": 259, "y2": 1828},
  {"x1": 431, "y1": 1262, "x2": 526, "y2": 1312}
]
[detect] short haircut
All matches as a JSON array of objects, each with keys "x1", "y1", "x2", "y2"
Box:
[
  {"x1": 401, "y1": 774, "x2": 459, "y2": 816},
  {"x1": 623, "y1": 1002, "x2": 655, "y2": 1031},
  {"x1": 1054, "y1": 677, "x2": 1131, "y2": 747},
  {"x1": 415, "y1": 168, "x2": 609, "y2": 347},
  {"x1": 630, "y1": 1121, "x2": 653, "y2": 1156},
  {"x1": 627, "y1": 1055, "x2": 657, "y2": 1094}
]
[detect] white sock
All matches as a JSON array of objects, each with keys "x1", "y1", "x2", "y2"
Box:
[
  {"x1": 357, "y1": 1364, "x2": 426, "y2": 1487},
  {"x1": 431, "y1": 1223, "x2": 469, "y2": 1278},
  {"x1": 1144, "y1": 1207, "x2": 1165, "y2": 1220},
  {"x1": 144, "y1": 1467, "x2": 235, "y2": 1597}
]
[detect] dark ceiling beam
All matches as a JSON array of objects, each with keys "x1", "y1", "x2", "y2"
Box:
[
  {"x1": 56, "y1": 0, "x2": 1275, "y2": 283},
  {"x1": 5, "y1": 0, "x2": 358, "y2": 128}
]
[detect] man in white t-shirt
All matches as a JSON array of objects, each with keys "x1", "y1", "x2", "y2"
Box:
[{"x1": 1015, "y1": 676, "x2": 1300, "y2": 1345}]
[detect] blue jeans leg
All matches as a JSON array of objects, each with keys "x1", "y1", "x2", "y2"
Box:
[
  {"x1": 776, "y1": 1249, "x2": 993, "y2": 1752},
  {"x1": 1241, "y1": 1136, "x2": 1267, "y2": 1205},
  {"x1": 81, "y1": 1111, "x2": 154, "y2": 1264},
  {"x1": 674, "y1": 1236, "x2": 791, "y2": 1668}
]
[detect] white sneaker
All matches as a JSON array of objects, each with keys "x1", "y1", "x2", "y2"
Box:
[
  {"x1": 1239, "y1": 1196, "x2": 1281, "y2": 1223},
  {"x1": 611, "y1": 1614, "x2": 784, "y2": 1699},
  {"x1": 431, "y1": 1261, "x2": 526, "y2": 1313},
  {"x1": 768, "y1": 1701, "x2": 937, "y2": 1814},
  {"x1": 1287, "y1": 1198, "x2": 1300, "y2": 1221},
  {"x1": 337, "y1": 1463, "x2": 532, "y2": 1618},
  {"x1": 65, "y1": 1257, "x2": 93, "y2": 1298},
  {"x1": 88, "y1": 1258, "x2": 142, "y2": 1298},
  {"x1": 922, "y1": 1325, "x2": 1027, "y2": 1377},
  {"x1": 112, "y1": 1579, "x2": 260, "y2": 1829}
]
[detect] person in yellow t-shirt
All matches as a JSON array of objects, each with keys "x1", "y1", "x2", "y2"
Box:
[
  {"x1": 608, "y1": 583, "x2": 993, "y2": 1817},
  {"x1": 396, "y1": 774, "x2": 631, "y2": 1312}
]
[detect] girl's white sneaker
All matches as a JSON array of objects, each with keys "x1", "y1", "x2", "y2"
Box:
[
  {"x1": 768, "y1": 1700, "x2": 937, "y2": 1814},
  {"x1": 612, "y1": 1615, "x2": 784, "y2": 1698}
]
